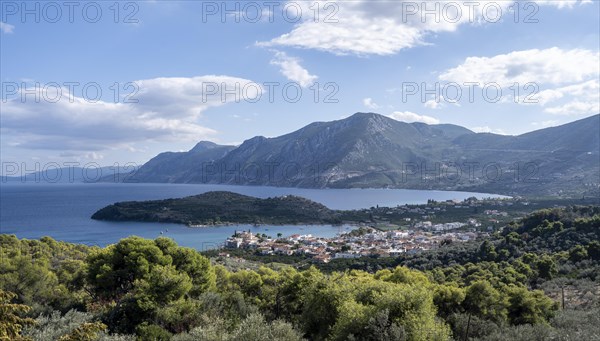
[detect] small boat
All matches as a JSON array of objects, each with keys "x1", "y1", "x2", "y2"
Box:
[{"x1": 160, "y1": 231, "x2": 164, "y2": 234}]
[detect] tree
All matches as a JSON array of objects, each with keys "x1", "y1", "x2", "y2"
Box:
[
  {"x1": 433, "y1": 285, "x2": 466, "y2": 318},
  {"x1": 463, "y1": 281, "x2": 506, "y2": 323},
  {"x1": 536, "y1": 255, "x2": 557, "y2": 280},
  {"x1": 478, "y1": 241, "x2": 497, "y2": 261},
  {"x1": 301, "y1": 270, "x2": 449, "y2": 341},
  {"x1": 378, "y1": 266, "x2": 430, "y2": 286},
  {"x1": 155, "y1": 238, "x2": 215, "y2": 296},
  {"x1": 230, "y1": 313, "x2": 303, "y2": 341},
  {"x1": 356, "y1": 309, "x2": 406, "y2": 341},
  {"x1": 135, "y1": 323, "x2": 172, "y2": 341},
  {"x1": 504, "y1": 232, "x2": 523, "y2": 247},
  {"x1": 0, "y1": 290, "x2": 35, "y2": 340},
  {"x1": 85, "y1": 237, "x2": 214, "y2": 333},
  {"x1": 587, "y1": 241, "x2": 600, "y2": 260},
  {"x1": 87, "y1": 237, "x2": 214, "y2": 301},
  {"x1": 228, "y1": 270, "x2": 263, "y2": 299},
  {"x1": 156, "y1": 299, "x2": 204, "y2": 334},
  {"x1": 505, "y1": 286, "x2": 557, "y2": 325},
  {"x1": 568, "y1": 245, "x2": 588, "y2": 262},
  {"x1": 57, "y1": 322, "x2": 107, "y2": 341}
]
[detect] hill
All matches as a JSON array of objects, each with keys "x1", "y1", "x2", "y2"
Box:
[
  {"x1": 91, "y1": 191, "x2": 342, "y2": 225},
  {"x1": 5, "y1": 206, "x2": 600, "y2": 341}
]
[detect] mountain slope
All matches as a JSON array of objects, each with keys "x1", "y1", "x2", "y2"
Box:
[
  {"x1": 186, "y1": 113, "x2": 475, "y2": 187},
  {"x1": 455, "y1": 115, "x2": 599, "y2": 153},
  {"x1": 127, "y1": 141, "x2": 235, "y2": 183},
  {"x1": 450, "y1": 115, "x2": 600, "y2": 195},
  {"x1": 124, "y1": 113, "x2": 600, "y2": 196}
]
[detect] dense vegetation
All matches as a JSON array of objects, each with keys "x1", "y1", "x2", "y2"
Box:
[
  {"x1": 1, "y1": 206, "x2": 599, "y2": 340},
  {"x1": 338, "y1": 197, "x2": 600, "y2": 229},
  {"x1": 91, "y1": 191, "x2": 342, "y2": 225},
  {"x1": 91, "y1": 191, "x2": 599, "y2": 229},
  {"x1": 317, "y1": 206, "x2": 600, "y2": 278}
]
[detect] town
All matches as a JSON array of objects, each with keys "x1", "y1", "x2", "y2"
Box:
[
  {"x1": 224, "y1": 222, "x2": 484, "y2": 264},
  {"x1": 219, "y1": 197, "x2": 558, "y2": 263},
  {"x1": 216, "y1": 196, "x2": 599, "y2": 264}
]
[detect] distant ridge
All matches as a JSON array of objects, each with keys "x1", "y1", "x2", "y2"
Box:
[
  {"x1": 115, "y1": 113, "x2": 600, "y2": 197},
  {"x1": 125, "y1": 142, "x2": 235, "y2": 183}
]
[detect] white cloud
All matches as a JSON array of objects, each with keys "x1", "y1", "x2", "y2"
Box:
[
  {"x1": 362, "y1": 97, "x2": 379, "y2": 109},
  {"x1": 534, "y1": 79, "x2": 599, "y2": 106},
  {"x1": 1, "y1": 75, "x2": 261, "y2": 151},
  {"x1": 440, "y1": 48, "x2": 600, "y2": 116},
  {"x1": 260, "y1": 13, "x2": 423, "y2": 56},
  {"x1": 558, "y1": 79, "x2": 599, "y2": 98},
  {"x1": 85, "y1": 152, "x2": 105, "y2": 160},
  {"x1": 270, "y1": 51, "x2": 317, "y2": 87},
  {"x1": 424, "y1": 99, "x2": 442, "y2": 109},
  {"x1": 531, "y1": 120, "x2": 559, "y2": 128},
  {"x1": 255, "y1": 1, "x2": 470, "y2": 55},
  {"x1": 527, "y1": 79, "x2": 599, "y2": 115},
  {"x1": 55, "y1": 151, "x2": 105, "y2": 163},
  {"x1": 388, "y1": 111, "x2": 440, "y2": 124},
  {"x1": 470, "y1": 126, "x2": 507, "y2": 135},
  {"x1": 133, "y1": 75, "x2": 261, "y2": 117},
  {"x1": 535, "y1": 0, "x2": 592, "y2": 8},
  {"x1": 544, "y1": 100, "x2": 600, "y2": 116},
  {"x1": 0, "y1": 21, "x2": 15, "y2": 34},
  {"x1": 534, "y1": 89, "x2": 565, "y2": 106},
  {"x1": 439, "y1": 47, "x2": 599, "y2": 86},
  {"x1": 258, "y1": 1, "x2": 591, "y2": 56}
]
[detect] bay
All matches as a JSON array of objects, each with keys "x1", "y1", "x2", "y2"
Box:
[{"x1": 0, "y1": 183, "x2": 506, "y2": 249}]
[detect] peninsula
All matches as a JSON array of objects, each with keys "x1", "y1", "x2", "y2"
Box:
[{"x1": 91, "y1": 191, "x2": 343, "y2": 225}]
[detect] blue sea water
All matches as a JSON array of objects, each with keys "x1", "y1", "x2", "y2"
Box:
[{"x1": 0, "y1": 183, "x2": 505, "y2": 250}]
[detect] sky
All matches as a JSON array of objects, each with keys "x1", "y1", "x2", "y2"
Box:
[{"x1": 1, "y1": 0, "x2": 599, "y2": 171}]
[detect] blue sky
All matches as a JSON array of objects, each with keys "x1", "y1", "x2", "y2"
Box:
[{"x1": 1, "y1": 0, "x2": 599, "y2": 169}]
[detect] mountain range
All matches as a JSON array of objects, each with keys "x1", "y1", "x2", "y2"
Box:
[{"x1": 111, "y1": 113, "x2": 600, "y2": 197}]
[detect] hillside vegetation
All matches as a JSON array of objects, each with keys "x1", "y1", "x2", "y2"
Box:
[
  {"x1": 91, "y1": 191, "x2": 342, "y2": 225},
  {"x1": 1, "y1": 206, "x2": 599, "y2": 340}
]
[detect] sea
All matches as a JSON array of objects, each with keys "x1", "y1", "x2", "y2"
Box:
[{"x1": 0, "y1": 183, "x2": 506, "y2": 250}]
